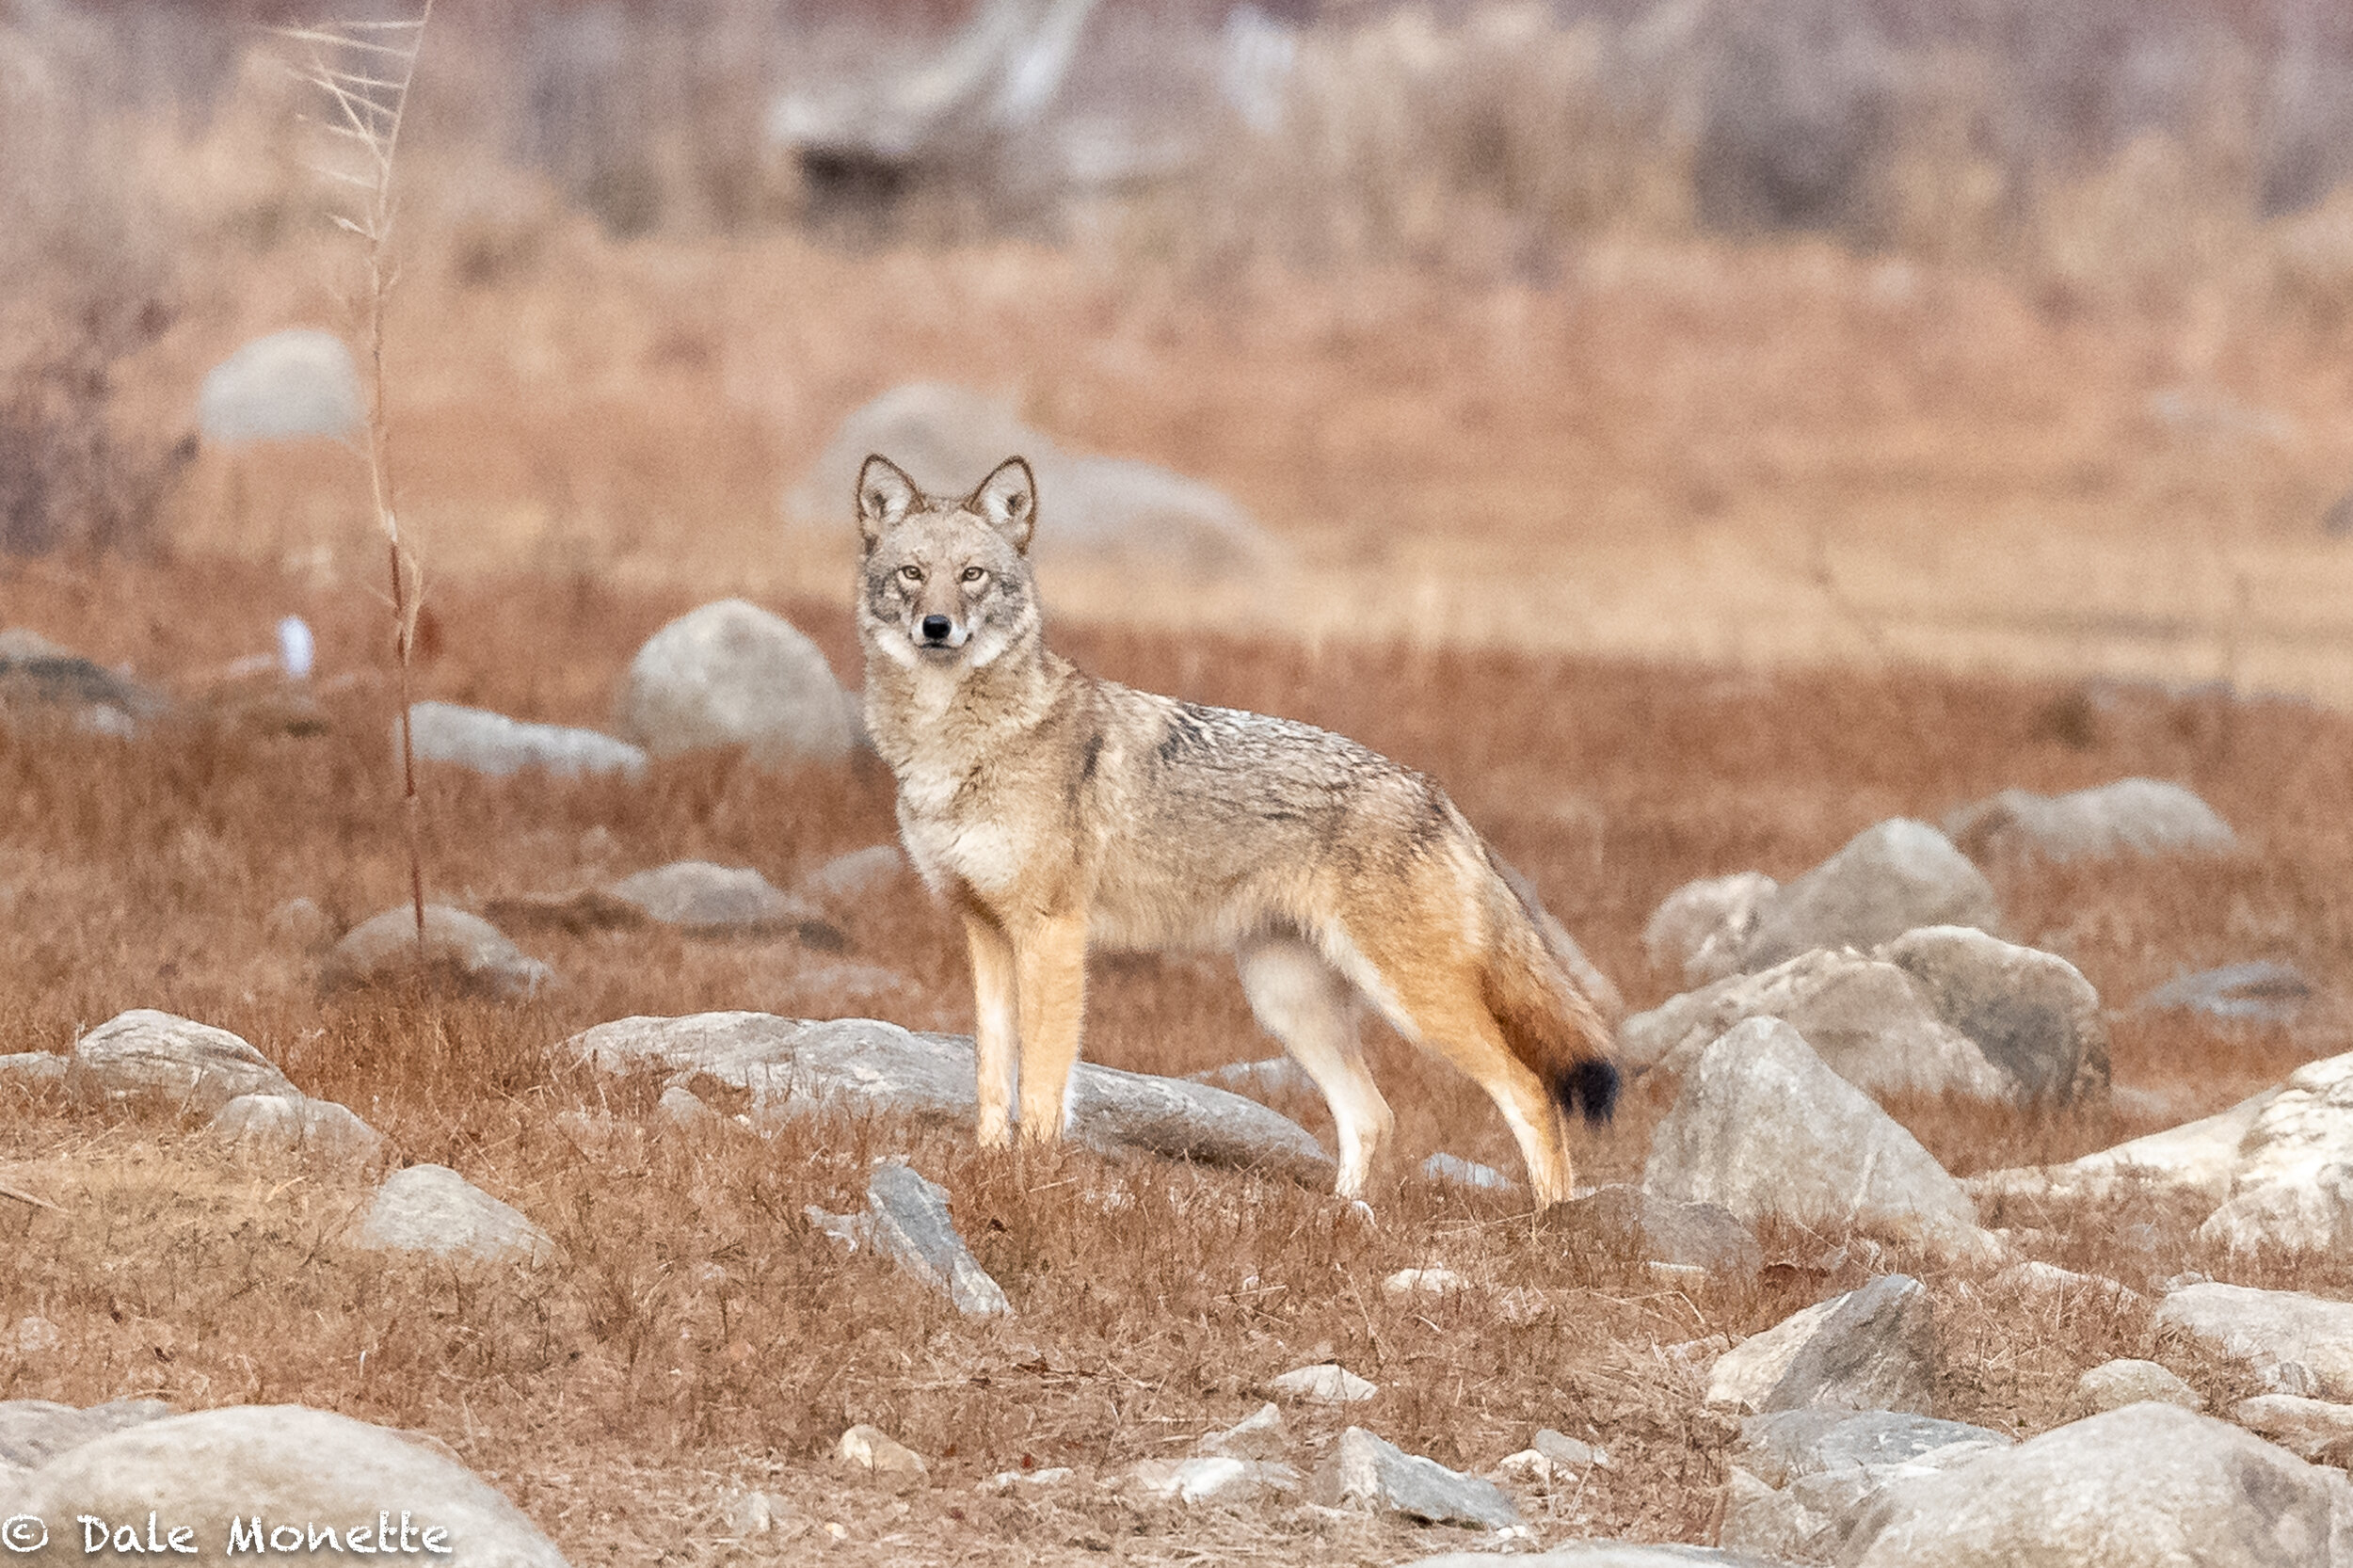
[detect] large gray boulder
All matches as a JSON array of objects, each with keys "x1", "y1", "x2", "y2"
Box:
[
  {"x1": 862, "y1": 1160, "x2": 1012, "y2": 1318},
  {"x1": 1840, "y1": 1401, "x2": 2353, "y2": 1566},
  {"x1": 1643, "y1": 1018, "x2": 1992, "y2": 1257},
  {"x1": 1741, "y1": 821, "x2": 1999, "y2": 972},
  {"x1": 322, "y1": 905, "x2": 553, "y2": 1000},
  {"x1": 1616, "y1": 949, "x2": 2018, "y2": 1103},
  {"x1": 1877, "y1": 926, "x2": 2108, "y2": 1104},
  {"x1": 406, "y1": 701, "x2": 648, "y2": 781},
  {"x1": 1721, "y1": 1408, "x2": 2009, "y2": 1564},
  {"x1": 1945, "y1": 777, "x2": 2235, "y2": 864},
  {"x1": 2155, "y1": 1283, "x2": 2353, "y2": 1401},
  {"x1": 198, "y1": 328, "x2": 361, "y2": 444},
  {"x1": 1310, "y1": 1427, "x2": 1519, "y2": 1529},
  {"x1": 68, "y1": 1010, "x2": 296, "y2": 1113},
  {"x1": 1642, "y1": 871, "x2": 1778, "y2": 989},
  {"x1": 786, "y1": 383, "x2": 1274, "y2": 574},
  {"x1": 1705, "y1": 1277, "x2": 1936, "y2": 1417},
  {"x1": 356, "y1": 1165, "x2": 552, "y2": 1267},
  {"x1": 604, "y1": 861, "x2": 824, "y2": 936},
  {"x1": 565, "y1": 1013, "x2": 1332, "y2": 1185},
  {"x1": 5, "y1": 1404, "x2": 570, "y2": 1567},
  {"x1": 613, "y1": 600, "x2": 854, "y2": 765}
]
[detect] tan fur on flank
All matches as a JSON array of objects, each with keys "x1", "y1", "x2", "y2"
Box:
[{"x1": 853, "y1": 454, "x2": 1618, "y2": 1204}]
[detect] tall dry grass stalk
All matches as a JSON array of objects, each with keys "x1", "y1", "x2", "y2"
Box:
[{"x1": 283, "y1": 5, "x2": 436, "y2": 948}]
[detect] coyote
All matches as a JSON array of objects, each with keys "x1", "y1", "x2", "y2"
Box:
[{"x1": 854, "y1": 454, "x2": 1618, "y2": 1204}]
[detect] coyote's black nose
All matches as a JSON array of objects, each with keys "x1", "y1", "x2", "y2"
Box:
[{"x1": 920, "y1": 615, "x2": 952, "y2": 642}]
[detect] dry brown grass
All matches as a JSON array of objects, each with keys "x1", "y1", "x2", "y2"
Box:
[{"x1": 4, "y1": 555, "x2": 2351, "y2": 1562}]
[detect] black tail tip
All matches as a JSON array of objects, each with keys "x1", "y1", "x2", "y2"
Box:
[{"x1": 1556, "y1": 1059, "x2": 1620, "y2": 1127}]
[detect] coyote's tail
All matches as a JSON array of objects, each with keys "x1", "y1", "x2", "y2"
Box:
[{"x1": 1479, "y1": 867, "x2": 1620, "y2": 1126}]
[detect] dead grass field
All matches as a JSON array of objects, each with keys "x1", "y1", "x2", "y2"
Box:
[{"x1": 4, "y1": 554, "x2": 2352, "y2": 1563}]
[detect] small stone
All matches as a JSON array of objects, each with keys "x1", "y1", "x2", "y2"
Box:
[
  {"x1": 1642, "y1": 871, "x2": 1781, "y2": 987},
  {"x1": 1383, "y1": 1268, "x2": 1466, "y2": 1298},
  {"x1": 2075, "y1": 1359, "x2": 2203, "y2": 1415},
  {"x1": 722, "y1": 1489, "x2": 799, "y2": 1537},
  {"x1": 1199, "y1": 1402, "x2": 1288, "y2": 1461},
  {"x1": 1945, "y1": 778, "x2": 2234, "y2": 864},
  {"x1": 406, "y1": 701, "x2": 648, "y2": 781},
  {"x1": 1270, "y1": 1363, "x2": 1378, "y2": 1403},
  {"x1": 1707, "y1": 1277, "x2": 1935, "y2": 1416},
  {"x1": 797, "y1": 845, "x2": 910, "y2": 907},
  {"x1": 614, "y1": 599, "x2": 854, "y2": 766},
  {"x1": 264, "y1": 896, "x2": 336, "y2": 952},
  {"x1": 863, "y1": 1161, "x2": 1012, "y2": 1318},
  {"x1": 1533, "y1": 1429, "x2": 1607, "y2": 1473},
  {"x1": 2140, "y1": 961, "x2": 2313, "y2": 1024},
  {"x1": 323, "y1": 905, "x2": 553, "y2": 1000},
  {"x1": 656, "y1": 1084, "x2": 718, "y2": 1128},
  {"x1": 1558, "y1": 1184, "x2": 1763, "y2": 1275},
  {"x1": 838, "y1": 1423, "x2": 926, "y2": 1478},
  {"x1": 1994, "y1": 1260, "x2": 2142, "y2": 1306},
  {"x1": 1128, "y1": 1455, "x2": 1299, "y2": 1505},
  {"x1": 979, "y1": 1466, "x2": 1073, "y2": 1493},
  {"x1": 8, "y1": 1317, "x2": 61, "y2": 1355},
  {"x1": 605, "y1": 860, "x2": 822, "y2": 936},
  {"x1": 199, "y1": 328, "x2": 361, "y2": 443},
  {"x1": 211, "y1": 1093, "x2": 386, "y2": 1163},
  {"x1": 356, "y1": 1164, "x2": 553, "y2": 1266},
  {"x1": 1740, "y1": 818, "x2": 1999, "y2": 972},
  {"x1": 1422, "y1": 1152, "x2": 1516, "y2": 1192},
  {"x1": 1311, "y1": 1427, "x2": 1520, "y2": 1529}
]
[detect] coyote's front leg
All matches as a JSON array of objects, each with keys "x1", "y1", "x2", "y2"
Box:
[
  {"x1": 1013, "y1": 912, "x2": 1090, "y2": 1142},
  {"x1": 962, "y1": 907, "x2": 1020, "y2": 1148}
]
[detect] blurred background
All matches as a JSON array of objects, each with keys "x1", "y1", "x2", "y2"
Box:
[{"x1": 7, "y1": 0, "x2": 2353, "y2": 698}]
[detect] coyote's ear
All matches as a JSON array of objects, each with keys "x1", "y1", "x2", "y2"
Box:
[
  {"x1": 968, "y1": 456, "x2": 1036, "y2": 553},
  {"x1": 856, "y1": 455, "x2": 920, "y2": 546}
]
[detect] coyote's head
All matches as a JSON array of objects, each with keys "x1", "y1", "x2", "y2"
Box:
[{"x1": 855, "y1": 454, "x2": 1042, "y2": 673}]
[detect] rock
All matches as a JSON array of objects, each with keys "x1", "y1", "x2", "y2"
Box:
[
  {"x1": 564, "y1": 1013, "x2": 1332, "y2": 1186},
  {"x1": 613, "y1": 600, "x2": 854, "y2": 765},
  {"x1": 1186, "y1": 1055, "x2": 1314, "y2": 1096},
  {"x1": 604, "y1": 861, "x2": 825, "y2": 936},
  {"x1": 68, "y1": 1009, "x2": 297, "y2": 1113},
  {"x1": 1643, "y1": 872, "x2": 1779, "y2": 988},
  {"x1": 1311, "y1": 1427, "x2": 1519, "y2": 1529},
  {"x1": 1993, "y1": 1261, "x2": 2139, "y2": 1307},
  {"x1": 406, "y1": 700, "x2": 648, "y2": 781},
  {"x1": 263, "y1": 896, "x2": 336, "y2": 952},
  {"x1": 1966, "y1": 1083, "x2": 2287, "y2": 1208},
  {"x1": 0, "y1": 1053, "x2": 67, "y2": 1090},
  {"x1": 210, "y1": 1093, "x2": 385, "y2": 1163},
  {"x1": 1128, "y1": 1455, "x2": 1301, "y2": 1504},
  {"x1": 2156, "y1": 1282, "x2": 2353, "y2": 1400},
  {"x1": 1383, "y1": 1268, "x2": 1466, "y2": 1298},
  {"x1": 720, "y1": 1489, "x2": 800, "y2": 1537},
  {"x1": 2231, "y1": 1395, "x2": 2353, "y2": 1464},
  {"x1": 1839, "y1": 1401, "x2": 2353, "y2": 1567},
  {"x1": 2139, "y1": 960, "x2": 2313, "y2": 1023},
  {"x1": 1642, "y1": 1017, "x2": 1993, "y2": 1257},
  {"x1": 1494, "y1": 1430, "x2": 1609, "y2": 1485},
  {"x1": 1536, "y1": 1430, "x2": 1608, "y2": 1473},
  {"x1": 1945, "y1": 777, "x2": 2235, "y2": 864},
  {"x1": 356, "y1": 1164, "x2": 553, "y2": 1266},
  {"x1": 198, "y1": 328, "x2": 362, "y2": 443},
  {"x1": 0, "y1": 1399, "x2": 171, "y2": 1469},
  {"x1": 1877, "y1": 926, "x2": 2108, "y2": 1104},
  {"x1": 1558, "y1": 1184, "x2": 1762, "y2": 1274},
  {"x1": 1270, "y1": 1364, "x2": 1378, "y2": 1403},
  {"x1": 1397, "y1": 1547, "x2": 1764, "y2": 1568},
  {"x1": 979, "y1": 1465, "x2": 1074, "y2": 1493},
  {"x1": 322, "y1": 905, "x2": 553, "y2": 1000},
  {"x1": 786, "y1": 383, "x2": 1274, "y2": 574},
  {"x1": 1423, "y1": 1152, "x2": 1515, "y2": 1192},
  {"x1": 1740, "y1": 820, "x2": 1999, "y2": 972},
  {"x1": 1199, "y1": 1402, "x2": 1288, "y2": 1461},
  {"x1": 837, "y1": 1423, "x2": 927, "y2": 1478},
  {"x1": 1721, "y1": 1407, "x2": 2009, "y2": 1562},
  {"x1": 1705, "y1": 1277, "x2": 1936, "y2": 1416},
  {"x1": 2199, "y1": 1164, "x2": 2353, "y2": 1256},
  {"x1": 2075, "y1": 1359, "x2": 2201, "y2": 1414},
  {"x1": 656, "y1": 1084, "x2": 718, "y2": 1129},
  {"x1": 7, "y1": 1404, "x2": 568, "y2": 1567},
  {"x1": 0, "y1": 632, "x2": 164, "y2": 737},
  {"x1": 1496, "y1": 856, "x2": 1625, "y2": 1021},
  {"x1": 861, "y1": 1161, "x2": 1011, "y2": 1318},
  {"x1": 8, "y1": 1317, "x2": 61, "y2": 1355},
  {"x1": 797, "y1": 844, "x2": 909, "y2": 907},
  {"x1": 1615, "y1": 949, "x2": 2019, "y2": 1104}
]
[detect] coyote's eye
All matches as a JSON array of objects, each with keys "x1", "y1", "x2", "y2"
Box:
[
  {"x1": 960, "y1": 567, "x2": 985, "y2": 584},
  {"x1": 898, "y1": 565, "x2": 923, "y2": 584}
]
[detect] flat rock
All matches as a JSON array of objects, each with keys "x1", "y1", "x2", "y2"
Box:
[
  {"x1": 2231, "y1": 1394, "x2": 2353, "y2": 1464},
  {"x1": 323, "y1": 905, "x2": 553, "y2": 1000},
  {"x1": 1840, "y1": 1401, "x2": 2353, "y2": 1567},
  {"x1": 613, "y1": 599, "x2": 854, "y2": 765},
  {"x1": 2140, "y1": 960, "x2": 2313, "y2": 1023},
  {"x1": 356, "y1": 1164, "x2": 552, "y2": 1266},
  {"x1": 406, "y1": 700, "x2": 648, "y2": 781},
  {"x1": 1877, "y1": 925, "x2": 2108, "y2": 1103},
  {"x1": 1560, "y1": 1184, "x2": 1762, "y2": 1274},
  {"x1": 862, "y1": 1161, "x2": 1011, "y2": 1318},
  {"x1": 198, "y1": 328, "x2": 362, "y2": 443},
  {"x1": 7, "y1": 1403, "x2": 568, "y2": 1567},
  {"x1": 1642, "y1": 1017, "x2": 1993, "y2": 1257},
  {"x1": 564, "y1": 1013, "x2": 1332, "y2": 1185},
  {"x1": 1616, "y1": 948, "x2": 2019, "y2": 1103},
  {"x1": 2156, "y1": 1282, "x2": 2353, "y2": 1400},
  {"x1": 2075, "y1": 1358, "x2": 2201, "y2": 1414},
  {"x1": 1310, "y1": 1427, "x2": 1519, "y2": 1529},
  {"x1": 1128, "y1": 1455, "x2": 1301, "y2": 1504},
  {"x1": 1945, "y1": 777, "x2": 2235, "y2": 863},
  {"x1": 1199, "y1": 1402, "x2": 1288, "y2": 1461},
  {"x1": 1642, "y1": 871, "x2": 1779, "y2": 988},
  {"x1": 68, "y1": 1009, "x2": 296, "y2": 1113},
  {"x1": 1741, "y1": 819, "x2": 1999, "y2": 972},
  {"x1": 1706, "y1": 1277, "x2": 1935, "y2": 1416},
  {"x1": 1967, "y1": 1085, "x2": 2286, "y2": 1207},
  {"x1": 0, "y1": 1399, "x2": 171, "y2": 1470},
  {"x1": 211, "y1": 1093, "x2": 385, "y2": 1163},
  {"x1": 604, "y1": 861, "x2": 824, "y2": 936},
  {"x1": 1271, "y1": 1364, "x2": 1377, "y2": 1403}
]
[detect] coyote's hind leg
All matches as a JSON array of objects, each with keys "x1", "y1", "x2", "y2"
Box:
[{"x1": 1237, "y1": 936, "x2": 1394, "y2": 1198}]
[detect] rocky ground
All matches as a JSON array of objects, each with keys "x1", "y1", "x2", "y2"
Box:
[{"x1": 5, "y1": 557, "x2": 2353, "y2": 1565}]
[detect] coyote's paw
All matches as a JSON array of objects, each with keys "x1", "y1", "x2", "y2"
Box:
[{"x1": 976, "y1": 1112, "x2": 1014, "y2": 1149}]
